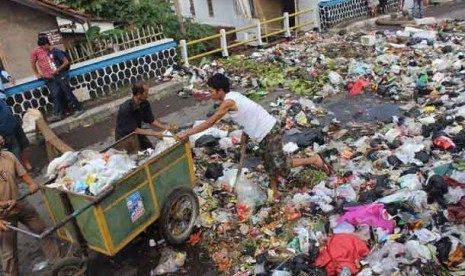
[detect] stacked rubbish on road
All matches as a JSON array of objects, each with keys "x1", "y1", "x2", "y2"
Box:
[{"x1": 163, "y1": 19, "x2": 465, "y2": 276}]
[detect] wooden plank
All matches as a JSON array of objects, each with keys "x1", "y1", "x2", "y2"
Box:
[{"x1": 36, "y1": 117, "x2": 73, "y2": 160}]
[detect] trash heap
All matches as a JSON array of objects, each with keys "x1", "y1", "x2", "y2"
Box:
[
  {"x1": 46, "y1": 135, "x2": 176, "y2": 196},
  {"x1": 174, "y1": 19, "x2": 465, "y2": 275}
]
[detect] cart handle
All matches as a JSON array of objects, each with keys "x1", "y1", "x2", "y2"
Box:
[
  {"x1": 6, "y1": 187, "x2": 114, "y2": 239},
  {"x1": 0, "y1": 192, "x2": 33, "y2": 211}
]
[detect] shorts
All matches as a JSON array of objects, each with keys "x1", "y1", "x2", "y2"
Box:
[
  {"x1": 4, "y1": 125, "x2": 30, "y2": 157},
  {"x1": 258, "y1": 123, "x2": 291, "y2": 178}
]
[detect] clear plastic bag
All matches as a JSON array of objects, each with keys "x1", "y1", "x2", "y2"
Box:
[
  {"x1": 151, "y1": 247, "x2": 187, "y2": 275},
  {"x1": 235, "y1": 176, "x2": 266, "y2": 220}
]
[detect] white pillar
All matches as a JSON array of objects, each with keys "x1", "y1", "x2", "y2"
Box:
[
  {"x1": 283, "y1": 12, "x2": 291, "y2": 38},
  {"x1": 180, "y1": 39, "x2": 189, "y2": 67},
  {"x1": 220, "y1": 29, "x2": 229, "y2": 57}
]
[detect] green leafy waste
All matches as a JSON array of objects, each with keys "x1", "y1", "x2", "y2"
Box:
[{"x1": 220, "y1": 56, "x2": 330, "y2": 96}]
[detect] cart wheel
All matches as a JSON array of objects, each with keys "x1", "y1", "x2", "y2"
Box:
[
  {"x1": 52, "y1": 257, "x2": 87, "y2": 276},
  {"x1": 160, "y1": 188, "x2": 199, "y2": 244}
]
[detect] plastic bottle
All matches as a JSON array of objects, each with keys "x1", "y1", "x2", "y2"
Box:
[{"x1": 339, "y1": 266, "x2": 351, "y2": 276}]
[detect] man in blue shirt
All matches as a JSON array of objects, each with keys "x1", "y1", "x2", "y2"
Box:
[
  {"x1": 0, "y1": 67, "x2": 15, "y2": 100},
  {"x1": 40, "y1": 41, "x2": 83, "y2": 122},
  {"x1": 0, "y1": 100, "x2": 33, "y2": 172}
]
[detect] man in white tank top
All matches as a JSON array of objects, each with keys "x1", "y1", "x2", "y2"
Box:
[{"x1": 176, "y1": 73, "x2": 333, "y2": 195}]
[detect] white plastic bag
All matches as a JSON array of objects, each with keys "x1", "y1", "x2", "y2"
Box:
[
  {"x1": 328, "y1": 71, "x2": 343, "y2": 85},
  {"x1": 47, "y1": 151, "x2": 79, "y2": 178},
  {"x1": 151, "y1": 247, "x2": 187, "y2": 275},
  {"x1": 398, "y1": 174, "x2": 422, "y2": 191}
]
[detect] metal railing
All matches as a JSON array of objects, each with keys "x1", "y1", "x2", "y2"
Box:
[{"x1": 179, "y1": 9, "x2": 315, "y2": 66}]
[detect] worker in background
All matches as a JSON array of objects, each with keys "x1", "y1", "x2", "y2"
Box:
[{"x1": 115, "y1": 81, "x2": 167, "y2": 149}]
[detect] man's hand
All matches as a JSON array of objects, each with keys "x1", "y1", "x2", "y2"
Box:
[
  {"x1": 34, "y1": 73, "x2": 42, "y2": 79},
  {"x1": 28, "y1": 182, "x2": 39, "y2": 194},
  {"x1": 6, "y1": 200, "x2": 16, "y2": 212},
  {"x1": 175, "y1": 131, "x2": 188, "y2": 141},
  {"x1": 8, "y1": 77, "x2": 16, "y2": 85},
  {"x1": 0, "y1": 220, "x2": 9, "y2": 232}
]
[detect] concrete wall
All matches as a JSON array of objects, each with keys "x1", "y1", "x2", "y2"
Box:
[
  {"x1": 0, "y1": 1, "x2": 57, "y2": 79},
  {"x1": 4, "y1": 39, "x2": 177, "y2": 118},
  {"x1": 179, "y1": 0, "x2": 253, "y2": 27}
]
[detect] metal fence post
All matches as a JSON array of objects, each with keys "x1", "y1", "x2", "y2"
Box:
[
  {"x1": 180, "y1": 39, "x2": 189, "y2": 67},
  {"x1": 283, "y1": 12, "x2": 291, "y2": 38},
  {"x1": 220, "y1": 29, "x2": 229, "y2": 57}
]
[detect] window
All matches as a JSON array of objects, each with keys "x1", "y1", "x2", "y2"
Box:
[
  {"x1": 207, "y1": 0, "x2": 214, "y2": 17},
  {"x1": 189, "y1": 0, "x2": 196, "y2": 17}
]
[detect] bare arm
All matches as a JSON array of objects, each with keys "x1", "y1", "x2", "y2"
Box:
[
  {"x1": 176, "y1": 99, "x2": 234, "y2": 140},
  {"x1": 55, "y1": 57, "x2": 69, "y2": 75},
  {"x1": 21, "y1": 174, "x2": 39, "y2": 194},
  {"x1": 30, "y1": 52, "x2": 41, "y2": 78},
  {"x1": 151, "y1": 119, "x2": 167, "y2": 131},
  {"x1": 133, "y1": 127, "x2": 165, "y2": 138}
]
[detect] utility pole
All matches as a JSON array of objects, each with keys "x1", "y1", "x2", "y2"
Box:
[{"x1": 173, "y1": 0, "x2": 186, "y2": 35}]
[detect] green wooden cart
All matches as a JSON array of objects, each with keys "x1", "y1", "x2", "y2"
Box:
[{"x1": 7, "y1": 134, "x2": 199, "y2": 275}]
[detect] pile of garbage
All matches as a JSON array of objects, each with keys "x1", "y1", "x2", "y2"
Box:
[
  {"x1": 176, "y1": 19, "x2": 464, "y2": 104},
  {"x1": 168, "y1": 19, "x2": 465, "y2": 275},
  {"x1": 46, "y1": 135, "x2": 176, "y2": 196}
]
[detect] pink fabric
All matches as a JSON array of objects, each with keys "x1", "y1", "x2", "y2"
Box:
[
  {"x1": 337, "y1": 203, "x2": 396, "y2": 233},
  {"x1": 315, "y1": 233, "x2": 369, "y2": 276},
  {"x1": 30, "y1": 47, "x2": 54, "y2": 78}
]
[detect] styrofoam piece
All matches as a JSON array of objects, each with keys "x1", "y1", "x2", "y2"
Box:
[
  {"x1": 414, "y1": 17, "x2": 437, "y2": 25},
  {"x1": 412, "y1": 30, "x2": 437, "y2": 41},
  {"x1": 361, "y1": 35, "x2": 376, "y2": 46}
]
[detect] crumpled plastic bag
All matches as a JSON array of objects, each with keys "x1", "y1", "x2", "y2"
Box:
[
  {"x1": 107, "y1": 154, "x2": 136, "y2": 172},
  {"x1": 151, "y1": 247, "x2": 187, "y2": 275},
  {"x1": 47, "y1": 151, "x2": 79, "y2": 178},
  {"x1": 348, "y1": 60, "x2": 371, "y2": 76},
  {"x1": 405, "y1": 240, "x2": 434, "y2": 260},
  {"x1": 336, "y1": 184, "x2": 357, "y2": 202},
  {"x1": 366, "y1": 242, "x2": 408, "y2": 275},
  {"x1": 445, "y1": 186, "x2": 465, "y2": 204},
  {"x1": 235, "y1": 175, "x2": 266, "y2": 221},
  {"x1": 295, "y1": 111, "x2": 309, "y2": 126},
  {"x1": 328, "y1": 71, "x2": 343, "y2": 85},
  {"x1": 189, "y1": 120, "x2": 228, "y2": 148},
  {"x1": 309, "y1": 182, "x2": 334, "y2": 213},
  {"x1": 398, "y1": 174, "x2": 422, "y2": 191},
  {"x1": 153, "y1": 131, "x2": 177, "y2": 156},
  {"x1": 217, "y1": 168, "x2": 247, "y2": 188},
  {"x1": 22, "y1": 109, "x2": 42, "y2": 133},
  {"x1": 283, "y1": 142, "x2": 299, "y2": 154}
]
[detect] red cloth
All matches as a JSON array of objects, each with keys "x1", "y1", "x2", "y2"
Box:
[
  {"x1": 448, "y1": 196, "x2": 465, "y2": 223},
  {"x1": 314, "y1": 233, "x2": 369, "y2": 276},
  {"x1": 30, "y1": 47, "x2": 54, "y2": 78},
  {"x1": 348, "y1": 78, "x2": 371, "y2": 96}
]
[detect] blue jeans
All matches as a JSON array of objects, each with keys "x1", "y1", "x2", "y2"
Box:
[
  {"x1": 413, "y1": 0, "x2": 424, "y2": 18},
  {"x1": 51, "y1": 74, "x2": 82, "y2": 116}
]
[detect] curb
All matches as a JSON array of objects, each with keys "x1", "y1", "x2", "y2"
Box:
[
  {"x1": 27, "y1": 80, "x2": 184, "y2": 144},
  {"x1": 330, "y1": 14, "x2": 392, "y2": 33}
]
